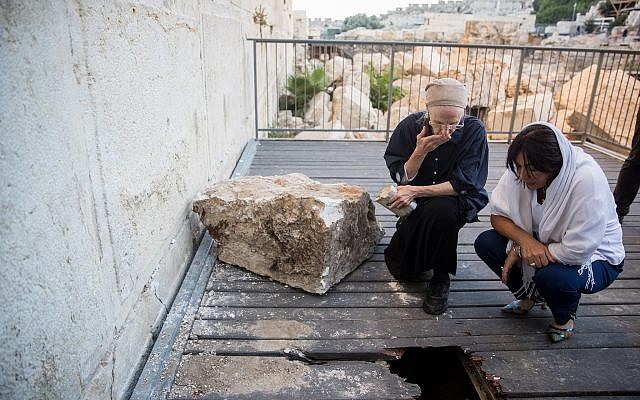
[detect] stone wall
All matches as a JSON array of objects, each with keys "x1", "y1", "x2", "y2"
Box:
[{"x1": 0, "y1": 1, "x2": 291, "y2": 399}]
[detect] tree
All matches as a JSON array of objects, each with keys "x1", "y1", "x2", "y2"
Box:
[
  {"x1": 534, "y1": 0, "x2": 596, "y2": 25},
  {"x1": 366, "y1": 67, "x2": 405, "y2": 113},
  {"x1": 341, "y1": 14, "x2": 384, "y2": 32},
  {"x1": 279, "y1": 68, "x2": 329, "y2": 117}
]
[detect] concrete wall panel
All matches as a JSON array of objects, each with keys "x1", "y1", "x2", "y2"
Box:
[{"x1": 0, "y1": 1, "x2": 292, "y2": 398}]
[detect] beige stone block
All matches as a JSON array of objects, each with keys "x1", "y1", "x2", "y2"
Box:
[
  {"x1": 304, "y1": 92, "x2": 332, "y2": 127},
  {"x1": 193, "y1": 174, "x2": 384, "y2": 294},
  {"x1": 406, "y1": 47, "x2": 448, "y2": 76},
  {"x1": 555, "y1": 65, "x2": 640, "y2": 145},
  {"x1": 352, "y1": 52, "x2": 391, "y2": 74},
  {"x1": 324, "y1": 56, "x2": 353, "y2": 83},
  {"x1": 485, "y1": 91, "x2": 556, "y2": 133},
  {"x1": 331, "y1": 85, "x2": 381, "y2": 129}
]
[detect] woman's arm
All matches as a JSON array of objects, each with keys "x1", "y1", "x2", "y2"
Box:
[
  {"x1": 388, "y1": 182, "x2": 456, "y2": 209},
  {"x1": 404, "y1": 127, "x2": 452, "y2": 180},
  {"x1": 491, "y1": 214, "x2": 557, "y2": 268}
]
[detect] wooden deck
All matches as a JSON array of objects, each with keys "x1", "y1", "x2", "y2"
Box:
[{"x1": 132, "y1": 140, "x2": 640, "y2": 399}]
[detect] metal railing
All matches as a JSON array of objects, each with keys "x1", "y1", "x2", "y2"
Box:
[{"x1": 251, "y1": 38, "x2": 639, "y2": 151}]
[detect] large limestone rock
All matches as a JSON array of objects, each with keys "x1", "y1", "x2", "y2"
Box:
[
  {"x1": 324, "y1": 56, "x2": 353, "y2": 83},
  {"x1": 392, "y1": 75, "x2": 434, "y2": 96},
  {"x1": 406, "y1": 47, "x2": 447, "y2": 76},
  {"x1": 193, "y1": 174, "x2": 384, "y2": 294},
  {"x1": 550, "y1": 108, "x2": 576, "y2": 134},
  {"x1": 331, "y1": 85, "x2": 381, "y2": 129},
  {"x1": 352, "y1": 52, "x2": 391, "y2": 73},
  {"x1": 343, "y1": 67, "x2": 372, "y2": 96},
  {"x1": 387, "y1": 92, "x2": 428, "y2": 130},
  {"x1": 444, "y1": 61, "x2": 506, "y2": 110},
  {"x1": 295, "y1": 120, "x2": 346, "y2": 140},
  {"x1": 278, "y1": 110, "x2": 305, "y2": 129},
  {"x1": 554, "y1": 65, "x2": 640, "y2": 146},
  {"x1": 304, "y1": 92, "x2": 332, "y2": 127},
  {"x1": 485, "y1": 91, "x2": 556, "y2": 133},
  {"x1": 461, "y1": 20, "x2": 529, "y2": 45}
]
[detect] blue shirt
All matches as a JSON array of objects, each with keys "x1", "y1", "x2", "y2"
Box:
[{"x1": 384, "y1": 112, "x2": 489, "y2": 222}]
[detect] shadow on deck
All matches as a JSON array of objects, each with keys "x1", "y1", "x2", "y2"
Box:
[{"x1": 131, "y1": 140, "x2": 640, "y2": 399}]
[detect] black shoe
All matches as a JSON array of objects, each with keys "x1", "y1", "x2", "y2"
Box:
[{"x1": 422, "y1": 280, "x2": 450, "y2": 315}]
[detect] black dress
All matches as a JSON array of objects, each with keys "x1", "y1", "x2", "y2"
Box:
[{"x1": 383, "y1": 112, "x2": 489, "y2": 280}]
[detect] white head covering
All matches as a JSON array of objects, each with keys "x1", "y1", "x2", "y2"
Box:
[{"x1": 424, "y1": 78, "x2": 468, "y2": 109}]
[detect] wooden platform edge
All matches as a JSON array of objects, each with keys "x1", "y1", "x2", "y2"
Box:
[
  {"x1": 128, "y1": 138, "x2": 259, "y2": 398},
  {"x1": 231, "y1": 139, "x2": 259, "y2": 179},
  {"x1": 129, "y1": 233, "x2": 215, "y2": 399}
]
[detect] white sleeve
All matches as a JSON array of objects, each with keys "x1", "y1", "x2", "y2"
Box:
[
  {"x1": 490, "y1": 170, "x2": 513, "y2": 218},
  {"x1": 402, "y1": 163, "x2": 416, "y2": 183}
]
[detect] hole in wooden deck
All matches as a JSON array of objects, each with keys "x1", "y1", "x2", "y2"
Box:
[{"x1": 387, "y1": 346, "x2": 499, "y2": 400}]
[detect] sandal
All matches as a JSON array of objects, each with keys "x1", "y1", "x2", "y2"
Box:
[
  {"x1": 548, "y1": 323, "x2": 575, "y2": 342},
  {"x1": 501, "y1": 299, "x2": 535, "y2": 315}
]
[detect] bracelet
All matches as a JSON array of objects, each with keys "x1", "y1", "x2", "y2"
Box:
[{"x1": 512, "y1": 244, "x2": 522, "y2": 258}]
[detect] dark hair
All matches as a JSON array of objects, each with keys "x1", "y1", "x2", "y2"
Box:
[{"x1": 506, "y1": 124, "x2": 563, "y2": 185}]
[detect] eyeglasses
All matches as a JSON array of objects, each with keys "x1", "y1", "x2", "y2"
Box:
[{"x1": 428, "y1": 121, "x2": 464, "y2": 132}]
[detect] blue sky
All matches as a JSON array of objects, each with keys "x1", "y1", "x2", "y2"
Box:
[{"x1": 291, "y1": 0, "x2": 436, "y2": 20}]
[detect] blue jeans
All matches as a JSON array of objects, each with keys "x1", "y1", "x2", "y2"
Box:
[{"x1": 474, "y1": 229, "x2": 623, "y2": 324}]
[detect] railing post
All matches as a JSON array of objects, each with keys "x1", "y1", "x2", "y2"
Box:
[
  {"x1": 253, "y1": 39, "x2": 259, "y2": 140},
  {"x1": 508, "y1": 48, "x2": 526, "y2": 143},
  {"x1": 583, "y1": 52, "x2": 604, "y2": 144},
  {"x1": 385, "y1": 44, "x2": 396, "y2": 142}
]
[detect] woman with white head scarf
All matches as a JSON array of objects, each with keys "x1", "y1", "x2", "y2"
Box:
[
  {"x1": 384, "y1": 78, "x2": 489, "y2": 315},
  {"x1": 474, "y1": 122, "x2": 625, "y2": 342}
]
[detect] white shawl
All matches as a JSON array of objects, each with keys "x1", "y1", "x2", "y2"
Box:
[{"x1": 491, "y1": 122, "x2": 625, "y2": 288}]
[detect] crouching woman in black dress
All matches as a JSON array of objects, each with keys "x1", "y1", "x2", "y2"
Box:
[{"x1": 384, "y1": 78, "x2": 489, "y2": 315}]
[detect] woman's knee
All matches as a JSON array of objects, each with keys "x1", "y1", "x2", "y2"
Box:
[
  {"x1": 534, "y1": 264, "x2": 574, "y2": 293},
  {"x1": 430, "y1": 203, "x2": 459, "y2": 227},
  {"x1": 474, "y1": 229, "x2": 505, "y2": 259}
]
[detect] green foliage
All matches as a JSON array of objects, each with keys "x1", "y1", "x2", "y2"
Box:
[
  {"x1": 366, "y1": 67, "x2": 405, "y2": 113},
  {"x1": 609, "y1": 14, "x2": 628, "y2": 28},
  {"x1": 534, "y1": 0, "x2": 595, "y2": 24},
  {"x1": 267, "y1": 130, "x2": 297, "y2": 138},
  {"x1": 342, "y1": 13, "x2": 384, "y2": 32},
  {"x1": 280, "y1": 68, "x2": 328, "y2": 117}
]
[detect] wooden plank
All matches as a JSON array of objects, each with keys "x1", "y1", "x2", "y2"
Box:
[
  {"x1": 205, "y1": 278, "x2": 640, "y2": 293},
  {"x1": 209, "y1": 259, "x2": 640, "y2": 284},
  {"x1": 185, "y1": 332, "x2": 640, "y2": 355},
  {"x1": 202, "y1": 289, "x2": 640, "y2": 308},
  {"x1": 197, "y1": 304, "x2": 640, "y2": 322},
  {"x1": 209, "y1": 260, "x2": 505, "y2": 282},
  {"x1": 477, "y1": 348, "x2": 640, "y2": 396},
  {"x1": 190, "y1": 315, "x2": 640, "y2": 340},
  {"x1": 169, "y1": 355, "x2": 420, "y2": 400}
]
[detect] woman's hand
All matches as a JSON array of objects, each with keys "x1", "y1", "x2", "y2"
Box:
[
  {"x1": 502, "y1": 245, "x2": 520, "y2": 284},
  {"x1": 519, "y1": 237, "x2": 557, "y2": 268},
  {"x1": 388, "y1": 185, "x2": 417, "y2": 209},
  {"x1": 414, "y1": 126, "x2": 451, "y2": 157}
]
